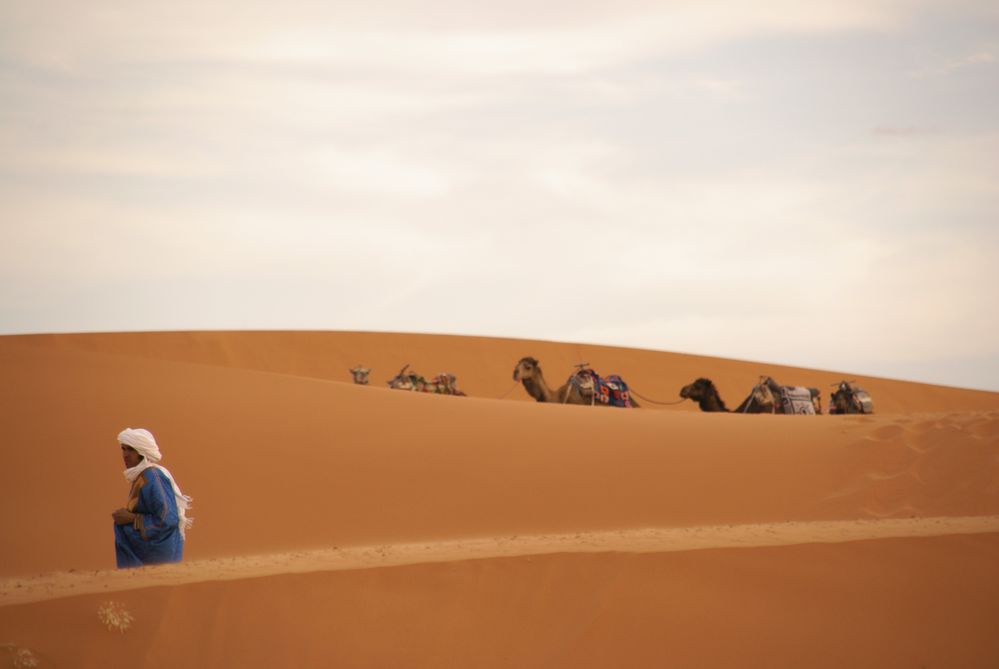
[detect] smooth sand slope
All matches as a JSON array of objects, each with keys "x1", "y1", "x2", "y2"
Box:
[{"x1": 1, "y1": 331, "x2": 998, "y2": 668}]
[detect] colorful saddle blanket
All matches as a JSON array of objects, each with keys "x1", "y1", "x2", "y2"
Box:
[{"x1": 570, "y1": 369, "x2": 634, "y2": 408}]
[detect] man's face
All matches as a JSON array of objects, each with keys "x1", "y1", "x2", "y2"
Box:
[{"x1": 120, "y1": 444, "x2": 142, "y2": 468}]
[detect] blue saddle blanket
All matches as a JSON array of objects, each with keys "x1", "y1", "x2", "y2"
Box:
[{"x1": 571, "y1": 370, "x2": 634, "y2": 407}]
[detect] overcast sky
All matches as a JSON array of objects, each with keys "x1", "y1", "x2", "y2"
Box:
[{"x1": 2, "y1": 1, "x2": 997, "y2": 390}]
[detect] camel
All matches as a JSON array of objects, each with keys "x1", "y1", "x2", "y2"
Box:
[
  {"x1": 678, "y1": 378, "x2": 732, "y2": 412},
  {"x1": 349, "y1": 365, "x2": 371, "y2": 385},
  {"x1": 512, "y1": 357, "x2": 639, "y2": 407},
  {"x1": 679, "y1": 377, "x2": 773, "y2": 413},
  {"x1": 386, "y1": 364, "x2": 466, "y2": 396},
  {"x1": 829, "y1": 381, "x2": 874, "y2": 414},
  {"x1": 680, "y1": 376, "x2": 821, "y2": 414}
]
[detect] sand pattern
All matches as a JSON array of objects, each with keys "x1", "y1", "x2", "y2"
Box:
[{"x1": 820, "y1": 410, "x2": 999, "y2": 518}]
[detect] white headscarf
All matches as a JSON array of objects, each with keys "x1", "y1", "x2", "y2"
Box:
[{"x1": 119, "y1": 428, "x2": 193, "y2": 539}]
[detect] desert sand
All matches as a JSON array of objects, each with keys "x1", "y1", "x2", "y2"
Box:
[{"x1": 1, "y1": 331, "x2": 998, "y2": 668}]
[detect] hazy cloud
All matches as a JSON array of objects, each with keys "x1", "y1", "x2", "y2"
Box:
[{"x1": 909, "y1": 46, "x2": 997, "y2": 78}]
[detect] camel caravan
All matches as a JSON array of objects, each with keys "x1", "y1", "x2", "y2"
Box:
[
  {"x1": 679, "y1": 376, "x2": 823, "y2": 414},
  {"x1": 348, "y1": 364, "x2": 466, "y2": 395},
  {"x1": 678, "y1": 377, "x2": 876, "y2": 415},
  {"x1": 513, "y1": 357, "x2": 638, "y2": 407},
  {"x1": 351, "y1": 357, "x2": 874, "y2": 414}
]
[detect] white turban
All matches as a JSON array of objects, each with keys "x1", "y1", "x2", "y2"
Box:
[
  {"x1": 118, "y1": 428, "x2": 162, "y2": 463},
  {"x1": 118, "y1": 427, "x2": 193, "y2": 538}
]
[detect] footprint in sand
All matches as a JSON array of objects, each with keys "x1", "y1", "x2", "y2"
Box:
[
  {"x1": 868, "y1": 424, "x2": 908, "y2": 441},
  {"x1": 863, "y1": 469, "x2": 921, "y2": 483},
  {"x1": 912, "y1": 418, "x2": 950, "y2": 433},
  {"x1": 967, "y1": 415, "x2": 999, "y2": 439},
  {"x1": 910, "y1": 424, "x2": 974, "y2": 453},
  {"x1": 860, "y1": 503, "x2": 920, "y2": 519}
]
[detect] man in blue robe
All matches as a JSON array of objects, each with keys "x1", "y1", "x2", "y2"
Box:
[{"x1": 113, "y1": 428, "x2": 192, "y2": 568}]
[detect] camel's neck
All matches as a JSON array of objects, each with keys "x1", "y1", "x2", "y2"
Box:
[
  {"x1": 521, "y1": 371, "x2": 555, "y2": 402},
  {"x1": 699, "y1": 388, "x2": 729, "y2": 412},
  {"x1": 734, "y1": 384, "x2": 776, "y2": 413}
]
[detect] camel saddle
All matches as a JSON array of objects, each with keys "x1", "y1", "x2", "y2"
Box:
[
  {"x1": 570, "y1": 369, "x2": 634, "y2": 408},
  {"x1": 840, "y1": 382, "x2": 874, "y2": 413},
  {"x1": 392, "y1": 373, "x2": 425, "y2": 391},
  {"x1": 779, "y1": 386, "x2": 816, "y2": 415}
]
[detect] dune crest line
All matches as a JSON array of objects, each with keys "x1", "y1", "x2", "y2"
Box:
[{"x1": 3, "y1": 515, "x2": 997, "y2": 607}]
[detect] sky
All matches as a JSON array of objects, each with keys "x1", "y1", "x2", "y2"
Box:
[{"x1": 2, "y1": 0, "x2": 998, "y2": 391}]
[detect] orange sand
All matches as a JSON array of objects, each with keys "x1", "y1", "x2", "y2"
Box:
[{"x1": 1, "y1": 331, "x2": 997, "y2": 667}]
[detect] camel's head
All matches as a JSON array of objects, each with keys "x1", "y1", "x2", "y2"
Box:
[
  {"x1": 513, "y1": 357, "x2": 540, "y2": 382},
  {"x1": 679, "y1": 378, "x2": 714, "y2": 401},
  {"x1": 349, "y1": 366, "x2": 371, "y2": 385}
]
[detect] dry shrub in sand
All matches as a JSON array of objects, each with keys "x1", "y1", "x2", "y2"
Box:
[
  {"x1": 97, "y1": 601, "x2": 134, "y2": 633},
  {"x1": 1, "y1": 643, "x2": 39, "y2": 668}
]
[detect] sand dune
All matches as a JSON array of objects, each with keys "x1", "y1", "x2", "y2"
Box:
[
  {"x1": 1, "y1": 331, "x2": 997, "y2": 667},
  {"x1": 3, "y1": 534, "x2": 999, "y2": 668}
]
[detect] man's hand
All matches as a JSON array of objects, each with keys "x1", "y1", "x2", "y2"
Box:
[{"x1": 112, "y1": 508, "x2": 135, "y2": 525}]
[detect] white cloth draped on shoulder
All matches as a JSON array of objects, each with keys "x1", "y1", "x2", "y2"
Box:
[{"x1": 119, "y1": 427, "x2": 194, "y2": 538}]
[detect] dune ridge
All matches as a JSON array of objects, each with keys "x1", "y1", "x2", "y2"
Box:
[
  {"x1": 3, "y1": 515, "x2": 998, "y2": 607},
  {"x1": 8, "y1": 330, "x2": 999, "y2": 413}
]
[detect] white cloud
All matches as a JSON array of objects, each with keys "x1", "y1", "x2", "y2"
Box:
[
  {"x1": 909, "y1": 45, "x2": 997, "y2": 78},
  {"x1": 311, "y1": 148, "x2": 455, "y2": 198},
  {"x1": 238, "y1": 1, "x2": 915, "y2": 76},
  {"x1": 0, "y1": 0, "x2": 937, "y2": 76},
  {"x1": 0, "y1": 144, "x2": 222, "y2": 179}
]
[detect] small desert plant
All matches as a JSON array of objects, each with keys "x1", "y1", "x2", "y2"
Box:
[
  {"x1": 1, "y1": 643, "x2": 39, "y2": 668},
  {"x1": 12, "y1": 648, "x2": 39, "y2": 669},
  {"x1": 97, "y1": 601, "x2": 134, "y2": 633}
]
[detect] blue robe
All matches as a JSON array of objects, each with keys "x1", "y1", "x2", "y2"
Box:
[{"x1": 114, "y1": 467, "x2": 184, "y2": 568}]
